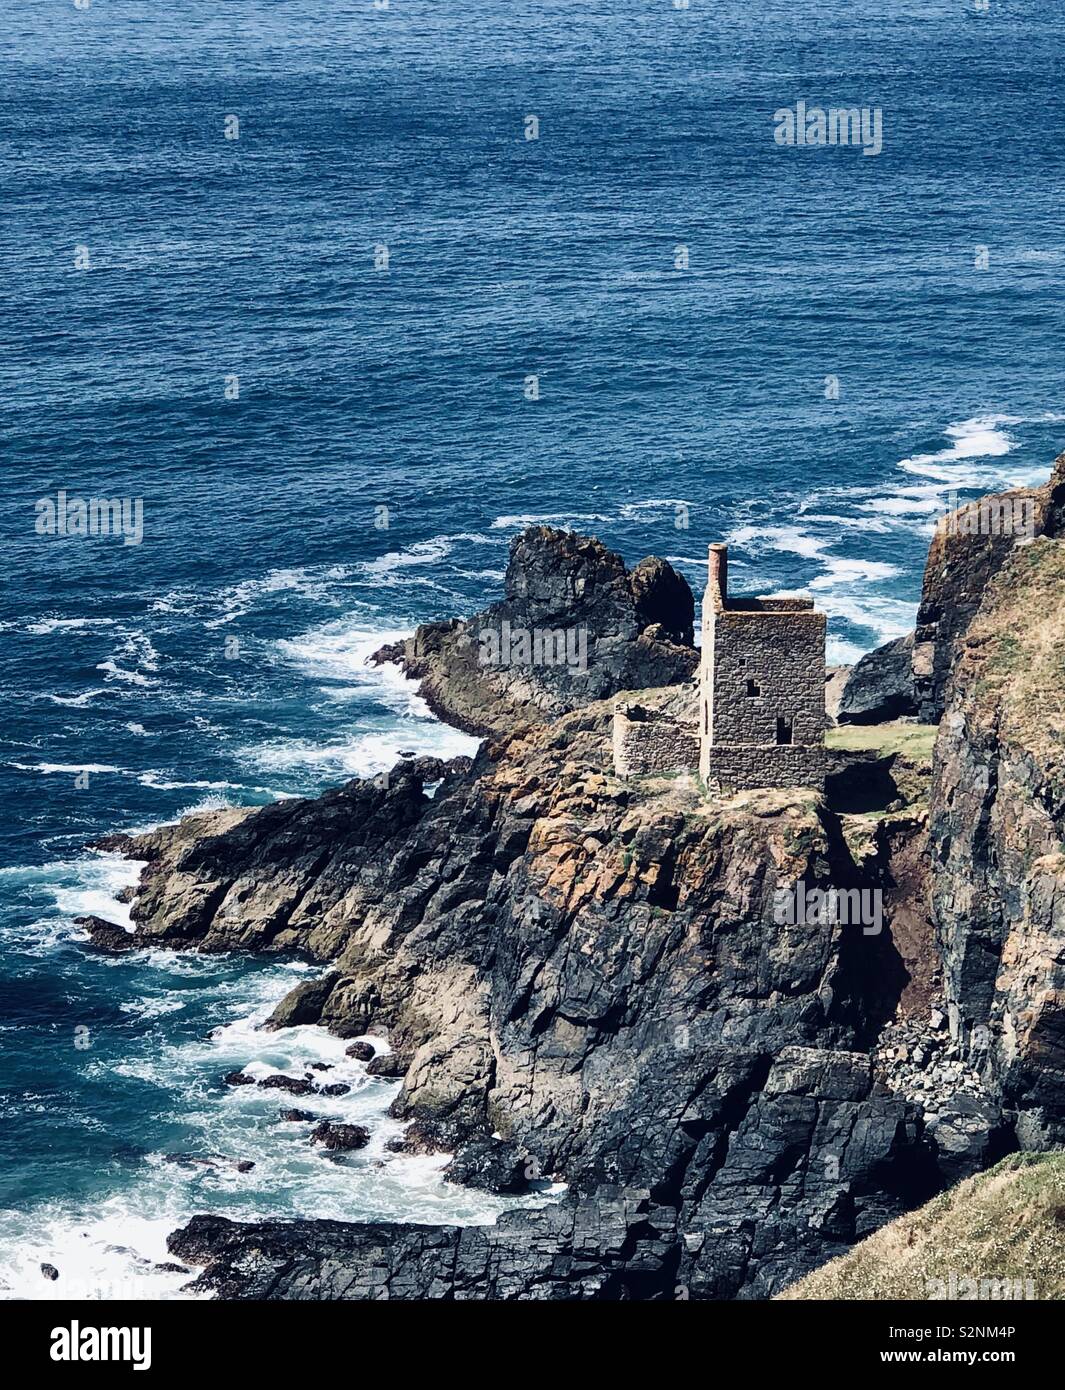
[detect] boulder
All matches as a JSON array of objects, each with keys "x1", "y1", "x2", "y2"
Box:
[
  {"x1": 837, "y1": 633, "x2": 916, "y2": 724},
  {"x1": 75, "y1": 915, "x2": 136, "y2": 953},
  {"x1": 365, "y1": 1053, "x2": 409, "y2": 1080},
  {"x1": 262, "y1": 974, "x2": 339, "y2": 1031},
  {"x1": 257, "y1": 1075, "x2": 315, "y2": 1096},
  {"x1": 443, "y1": 1138, "x2": 533, "y2": 1194},
  {"x1": 309, "y1": 1122, "x2": 371, "y2": 1152}
]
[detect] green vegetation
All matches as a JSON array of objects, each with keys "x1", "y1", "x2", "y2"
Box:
[
  {"x1": 779, "y1": 1152, "x2": 1065, "y2": 1300},
  {"x1": 826, "y1": 719, "x2": 937, "y2": 764}
]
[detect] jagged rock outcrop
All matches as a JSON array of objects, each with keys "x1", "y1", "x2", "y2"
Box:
[
  {"x1": 929, "y1": 535, "x2": 1065, "y2": 1148},
  {"x1": 370, "y1": 527, "x2": 697, "y2": 736},
  {"x1": 913, "y1": 450, "x2": 1065, "y2": 722},
  {"x1": 167, "y1": 1190, "x2": 678, "y2": 1300},
  {"x1": 75, "y1": 915, "x2": 137, "y2": 953},
  {"x1": 115, "y1": 686, "x2": 951, "y2": 1298},
  {"x1": 93, "y1": 466, "x2": 1065, "y2": 1299},
  {"x1": 838, "y1": 633, "x2": 916, "y2": 724}
]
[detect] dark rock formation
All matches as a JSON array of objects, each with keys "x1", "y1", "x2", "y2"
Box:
[
  {"x1": 117, "y1": 686, "x2": 948, "y2": 1298},
  {"x1": 442, "y1": 1137, "x2": 532, "y2": 1195},
  {"x1": 163, "y1": 1154, "x2": 255, "y2": 1174},
  {"x1": 167, "y1": 1190, "x2": 677, "y2": 1300},
  {"x1": 41, "y1": 1263, "x2": 59, "y2": 1282},
  {"x1": 75, "y1": 915, "x2": 136, "y2": 953},
  {"x1": 365, "y1": 1053, "x2": 409, "y2": 1079},
  {"x1": 263, "y1": 974, "x2": 340, "y2": 1031},
  {"x1": 345, "y1": 1041, "x2": 375, "y2": 1062},
  {"x1": 95, "y1": 470, "x2": 1065, "y2": 1300},
  {"x1": 222, "y1": 1070, "x2": 255, "y2": 1087},
  {"x1": 370, "y1": 527, "x2": 697, "y2": 736},
  {"x1": 279, "y1": 1109, "x2": 317, "y2": 1123},
  {"x1": 309, "y1": 1122, "x2": 370, "y2": 1152},
  {"x1": 257, "y1": 1075, "x2": 315, "y2": 1096},
  {"x1": 838, "y1": 633, "x2": 916, "y2": 724}
]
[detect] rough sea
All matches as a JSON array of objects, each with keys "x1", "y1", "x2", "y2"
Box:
[{"x1": 1, "y1": 0, "x2": 1062, "y2": 1297}]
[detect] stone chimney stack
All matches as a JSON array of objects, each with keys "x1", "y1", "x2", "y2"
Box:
[{"x1": 708, "y1": 543, "x2": 728, "y2": 610}]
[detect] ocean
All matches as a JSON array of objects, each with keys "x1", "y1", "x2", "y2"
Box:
[{"x1": 1, "y1": 0, "x2": 1062, "y2": 1298}]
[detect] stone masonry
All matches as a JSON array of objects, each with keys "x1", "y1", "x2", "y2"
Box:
[
  {"x1": 699, "y1": 544, "x2": 826, "y2": 791},
  {"x1": 612, "y1": 700, "x2": 700, "y2": 778},
  {"x1": 612, "y1": 543, "x2": 827, "y2": 793}
]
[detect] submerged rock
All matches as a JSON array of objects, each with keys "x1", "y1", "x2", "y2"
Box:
[{"x1": 257, "y1": 1075, "x2": 316, "y2": 1096}]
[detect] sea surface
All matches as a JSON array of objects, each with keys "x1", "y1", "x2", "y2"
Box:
[{"x1": 1, "y1": 0, "x2": 1063, "y2": 1298}]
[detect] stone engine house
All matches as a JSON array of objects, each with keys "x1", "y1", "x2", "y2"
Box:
[
  {"x1": 699, "y1": 543, "x2": 826, "y2": 791},
  {"x1": 612, "y1": 542, "x2": 827, "y2": 792}
]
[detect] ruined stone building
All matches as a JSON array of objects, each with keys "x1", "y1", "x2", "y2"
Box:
[
  {"x1": 613, "y1": 543, "x2": 827, "y2": 792},
  {"x1": 699, "y1": 543, "x2": 826, "y2": 791}
]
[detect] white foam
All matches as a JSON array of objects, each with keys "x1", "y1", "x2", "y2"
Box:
[
  {"x1": 23, "y1": 617, "x2": 116, "y2": 636},
  {"x1": 8, "y1": 762, "x2": 125, "y2": 776},
  {"x1": 356, "y1": 537, "x2": 457, "y2": 578},
  {"x1": 249, "y1": 724, "x2": 478, "y2": 779},
  {"x1": 490, "y1": 511, "x2": 611, "y2": 531},
  {"x1": 0, "y1": 968, "x2": 555, "y2": 1300},
  {"x1": 96, "y1": 660, "x2": 157, "y2": 688},
  {"x1": 809, "y1": 558, "x2": 899, "y2": 589},
  {"x1": 206, "y1": 566, "x2": 350, "y2": 629},
  {"x1": 727, "y1": 523, "x2": 830, "y2": 561},
  {"x1": 267, "y1": 619, "x2": 482, "y2": 776},
  {"x1": 42, "y1": 690, "x2": 109, "y2": 707}
]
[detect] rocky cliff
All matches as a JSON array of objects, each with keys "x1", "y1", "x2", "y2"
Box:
[
  {"x1": 91, "y1": 475, "x2": 1065, "y2": 1300},
  {"x1": 929, "y1": 534, "x2": 1065, "y2": 1150},
  {"x1": 135, "y1": 702, "x2": 942, "y2": 1298}
]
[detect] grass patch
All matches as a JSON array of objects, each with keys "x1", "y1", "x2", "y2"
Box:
[
  {"x1": 778, "y1": 1151, "x2": 1065, "y2": 1301},
  {"x1": 827, "y1": 720, "x2": 937, "y2": 764}
]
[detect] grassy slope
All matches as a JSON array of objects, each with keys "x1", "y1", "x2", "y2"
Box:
[{"x1": 778, "y1": 1152, "x2": 1065, "y2": 1300}]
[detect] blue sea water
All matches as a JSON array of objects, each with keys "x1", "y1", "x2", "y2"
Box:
[{"x1": 1, "y1": 0, "x2": 1063, "y2": 1297}]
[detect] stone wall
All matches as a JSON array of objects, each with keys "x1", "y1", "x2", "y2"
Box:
[
  {"x1": 704, "y1": 744, "x2": 827, "y2": 793},
  {"x1": 613, "y1": 703, "x2": 699, "y2": 779},
  {"x1": 711, "y1": 608, "x2": 826, "y2": 747}
]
